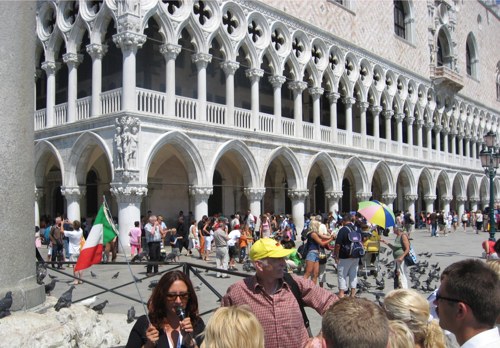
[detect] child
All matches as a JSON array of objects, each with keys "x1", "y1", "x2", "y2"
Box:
[{"x1": 129, "y1": 221, "x2": 142, "y2": 257}]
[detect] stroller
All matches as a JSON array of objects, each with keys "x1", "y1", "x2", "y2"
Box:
[{"x1": 360, "y1": 228, "x2": 383, "y2": 277}]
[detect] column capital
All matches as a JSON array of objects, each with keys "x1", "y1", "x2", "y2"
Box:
[
  {"x1": 326, "y1": 92, "x2": 340, "y2": 103},
  {"x1": 455, "y1": 196, "x2": 468, "y2": 203},
  {"x1": 288, "y1": 189, "x2": 309, "y2": 200},
  {"x1": 441, "y1": 195, "x2": 453, "y2": 204},
  {"x1": 357, "y1": 101, "x2": 370, "y2": 112},
  {"x1": 441, "y1": 127, "x2": 450, "y2": 135},
  {"x1": 342, "y1": 97, "x2": 356, "y2": 107},
  {"x1": 424, "y1": 122, "x2": 434, "y2": 130},
  {"x1": 62, "y1": 52, "x2": 83, "y2": 67},
  {"x1": 433, "y1": 124, "x2": 442, "y2": 133},
  {"x1": 160, "y1": 43, "x2": 182, "y2": 60},
  {"x1": 245, "y1": 68, "x2": 264, "y2": 81},
  {"x1": 469, "y1": 196, "x2": 480, "y2": 204},
  {"x1": 457, "y1": 132, "x2": 464, "y2": 140},
  {"x1": 308, "y1": 87, "x2": 324, "y2": 97},
  {"x1": 189, "y1": 186, "x2": 214, "y2": 200},
  {"x1": 394, "y1": 112, "x2": 405, "y2": 123},
  {"x1": 356, "y1": 192, "x2": 372, "y2": 201},
  {"x1": 381, "y1": 193, "x2": 397, "y2": 203},
  {"x1": 268, "y1": 75, "x2": 287, "y2": 88},
  {"x1": 113, "y1": 32, "x2": 146, "y2": 51},
  {"x1": 288, "y1": 80, "x2": 308, "y2": 93},
  {"x1": 325, "y1": 191, "x2": 343, "y2": 200},
  {"x1": 416, "y1": 118, "x2": 425, "y2": 127},
  {"x1": 424, "y1": 195, "x2": 437, "y2": 203},
  {"x1": 86, "y1": 43, "x2": 108, "y2": 60},
  {"x1": 61, "y1": 186, "x2": 86, "y2": 200},
  {"x1": 369, "y1": 105, "x2": 383, "y2": 114},
  {"x1": 111, "y1": 183, "x2": 148, "y2": 204},
  {"x1": 406, "y1": 116, "x2": 415, "y2": 125},
  {"x1": 41, "y1": 61, "x2": 59, "y2": 75},
  {"x1": 191, "y1": 53, "x2": 212, "y2": 69},
  {"x1": 244, "y1": 187, "x2": 266, "y2": 201},
  {"x1": 382, "y1": 110, "x2": 394, "y2": 119},
  {"x1": 404, "y1": 194, "x2": 419, "y2": 202},
  {"x1": 35, "y1": 187, "x2": 45, "y2": 201},
  {"x1": 221, "y1": 60, "x2": 240, "y2": 75}
]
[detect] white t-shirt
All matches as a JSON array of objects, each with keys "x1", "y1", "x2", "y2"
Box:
[{"x1": 227, "y1": 229, "x2": 241, "y2": 247}]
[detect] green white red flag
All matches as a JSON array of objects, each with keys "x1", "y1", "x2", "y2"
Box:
[{"x1": 74, "y1": 204, "x2": 116, "y2": 271}]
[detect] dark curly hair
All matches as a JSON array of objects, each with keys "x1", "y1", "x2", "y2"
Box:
[{"x1": 148, "y1": 271, "x2": 200, "y2": 328}]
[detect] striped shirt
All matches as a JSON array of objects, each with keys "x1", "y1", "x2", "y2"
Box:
[{"x1": 222, "y1": 275, "x2": 337, "y2": 348}]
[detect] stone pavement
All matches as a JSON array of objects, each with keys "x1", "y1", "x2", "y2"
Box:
[{"x1": 36, "y1": 226, "x2": 490, "y2": 343}]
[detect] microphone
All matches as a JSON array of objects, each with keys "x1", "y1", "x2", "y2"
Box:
[{"x1": 175, "y1": 304, "x2": 186, "y2": 321}]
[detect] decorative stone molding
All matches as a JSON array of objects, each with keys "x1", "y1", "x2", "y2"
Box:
[
  {"x1": 381, "y1": 193, "x2": 397, "y2": 203},
  {"x1": 160, "y1": 43, "x2": 182, "y2": 60},
  {"x1": 308, "y1": 87, "x2": 324, "y2": 97},
  {"x1": 288, "y1": 80, "x2": 308, "y2": 93},
  {"x1": 268, "y1": 75, "x2": 286, "y2": 88},
  {"x1": 110, "y1": 183, "x2": 148, "y2": 204},
  {"x1": 191, "y1": 53, "x2": 212, "y2": 69},
  {"x1": 114, "y1": 116, "x2": 140, "y2": 171},
  {"x1": 221, "y1": 61, "x2": 240, "y2": 75},
  {"x1": 245, "y1": 68, "x2": 264, "y2": 81},
  {"x1": 455, "y1": 196, "x2": 467, "y2": 203},
  {"x1": 423, "y1": 195, "x2": 437, "y2": 203},
  {"x1": 469, "y1": 196, "x2": 480, "y2": 204},
  {"x1": 41, "y1": 61, "x2": 59, "y2": 75},
  {"x1": 342, "y1": 97, "x2": 356, "y2": 108},
  {"x1": 356, "y1": 192, "x2": 372, "y2": 201},
  {"x1": 404, "y1": 194, "x2": 419, "y2": 202},
  {"x1": 433, "y1": 124, "x2": 442, "y2": 133},
  {"x1": 86, "y1": 44, "x2": 108, "y2": 60},
  {"x1": 114, "y1": 169, "x2": 140, "y2": 183},
  {"x1": 189, "y1": 186, "x2": 214, "y2": 200},
  {"x1": 287, "y1": 189, "x2": 309, "y2": 200},
  {"x1": 61, "y1": 186, "x2": 86, "y2": 200},
  {"x1": 406, "y1": 116, "x2": 415, "y2": 125},
  {"x1": 424, "y1": 122, "x2": 434, "y2": 130},
  {"x1": 326, "y1": 92, "x2": 340, "y2": 103},
  {"x1": 394, "y1": 112, "x2": 405, "y2": 123},
  {"x1": 325, "y1": 191, "x2": 343, "y2": 200},
  {"x1": 62, "y1": 53, "x2": 83, "y2": 67},
  {"x1": 382, "y1": 110, "x2": 394, "y2": 120},
  {"x1": 357, "y1": 101, "x2": 369, "y2": 112},
  {"x1": 440, "y1": 195, "x2": 453, "y2": 204},
  {"x1": 244, "y1": 187, "x2": 266, "y2": 201},
  {"x1": 112, "y1": 32, "x2": 146, "y2": 51},
  {"x1": 416, "y1": 118, "x2": 425, "y2": 128}
]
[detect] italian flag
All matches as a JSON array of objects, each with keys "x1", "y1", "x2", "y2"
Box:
[{"x1": 75, "y1": 204, "x2": 116, "y2": 271}]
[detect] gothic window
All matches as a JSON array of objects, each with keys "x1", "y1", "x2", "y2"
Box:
[
  {"x1": 466, "y1": 33, "x2": 478, "y2": 79},
  {"x1": 393, "y1": 1, "x2": 415, "y2": 43}
]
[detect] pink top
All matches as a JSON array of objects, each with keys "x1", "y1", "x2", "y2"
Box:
[{"x1": 129, "y1": 227, "x2": 142, "y2": 245}]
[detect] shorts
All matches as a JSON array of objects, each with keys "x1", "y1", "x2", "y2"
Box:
[
  {"x1": 228, "y1": 245, "x2": 238, "y2": 258},
  {"x1": 305, "y1": 250, "x2": 319, "y2": 262}
]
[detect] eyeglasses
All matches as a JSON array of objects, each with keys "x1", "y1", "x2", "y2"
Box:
[
  {"x1": 166, "y1": 292, "x2": 190, "y2": 301},
  {"x1": 435, "y1": 291, "x2": 467, "y2": 305}
]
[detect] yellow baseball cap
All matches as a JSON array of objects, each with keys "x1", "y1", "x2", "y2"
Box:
[{"x1": 249, "y1": 238, "x2": 294, "y2": 261}]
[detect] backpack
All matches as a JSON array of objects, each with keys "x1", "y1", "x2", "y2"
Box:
[
  {"x1": 298, "y1": 241, "x2": 308, "y2": 259},
  {"x1": 347, "y1": 225, "x2": 365, "y2": 258},
  {"x1": 301, "y1": 220, "x2": 310, "y2": 241},
  {"x1": 42, "y1": 226, "x2": 51, "y2": 245}
]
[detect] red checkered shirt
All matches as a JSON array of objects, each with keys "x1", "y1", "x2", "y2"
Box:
[{"x1": 222, "y1": 275, "x2": 338, "y2": 348}]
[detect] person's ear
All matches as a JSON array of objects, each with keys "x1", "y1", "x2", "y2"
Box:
[{"x1": 456, "y1": 302, "x2": 468, "y2": 320}]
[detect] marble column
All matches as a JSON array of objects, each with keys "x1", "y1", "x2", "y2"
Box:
[
  {"x1": 406, "y1": 115, "x2": 415, "y2": 146},
  {"x1": 41, "y1": 61, "x2": 58, "y2": 127},
  {"x1": 458, "y1": 133, "x2": 464, "y2": 157},
  {"x1": 309, "y1": 87, "x2": 324, "y2": 139},
  {"x1": 383, "y1": 110, "x2": 394, "y2": 142},
  {"x1": 470, "y1": 197, "x2": 479, "y2": 212},
  {"x1": 192, "y1": 53, "x2": 212, "y2": 122},
  {"x1": 35, "y1": 187, "x2": 44, "y2": 227},
  {"x1": 86, "y1": 43, "x2": 107, "y2": 117},
  {"x1": 326, "y1": 191, "x2": 343, "y2": 215},
  {"x1": 456, "y1": 196, "x2": 467, "y2": 219},
  {"x1": 0, "y1": 0, "x2": 44, "y2": 310},
  {"x1": 442, "y1": 127, "x2": 449, "y2": 154},
  {"x1": 110, "y1": 184, "x2": 148, "y2": 253},
  {"x1": 269, "y1": 75, "x2": 286, "y2": 134},
  {"x1": 326, "y1": 92, "x2": 340, "y2": 143},
  {"x1": 160, "y1": 43, "x2": 181, "y2": 117},
  {"x1": 381, "y1": 193, "x2": 397, "y2": 210},
  {"x1": 61, "y1": 186, "x2": 86, "y2": 222},
  {"x1": 471, "y1": 137, "x2": 478, "y2": 159},
  {"x1": 416, "y1": 118, "x2": 424, "y2": 150},
  {"x1": 450, "y1": 132, "x2": 457, "y2": 155},
  {"x1": 288, "y1": 81, "x2": 308, "y2": 138},
  {"x1": 395, "y1": 112, "x2": 404, "y2": 152},
  {"x1": 424, "y1": 195, "x2": 437, "y2": 214},
  {"x1": 358, "y1": 101, "x2": 369, "y2": 146},
  {"x1": 245, "y1": 68, "x2": 264, "y2": 131},
  {"x1": 221, "y1": 61, "x2": 239, "y2": 127},
  {"x1": 370, "y1": 105, "x2": 382, "y2": 149},
  {"x1": 288, "y1": 189, "x2": 309, "y2": 232},
  {"x1": 404, "y1": 194, "x2": 419, "y2": 221},
  {"x1": 426, "y1": 123, "x2": 434, "y2": 152},
  {"x1": 189, "y1": 186, "x2": 213, "y2": 222},
  {"x1": 434, "y1": 125, "x2": 442, "y2": 153},
  {"x1": 343, "y1": 97, "x2": 356, "y2": 146},
  {"x1": 244, "y1": 187, "x2": 266, "y2": 222},
  {"x1": 464, "y1": 136, "x2": 471, "y2": 158},
  {"x1": 62, "y1": 53, "x2": 83, "y2": 123},
  {"x1": 441, "y1": 196, "x2": 452, "y2": 215}
]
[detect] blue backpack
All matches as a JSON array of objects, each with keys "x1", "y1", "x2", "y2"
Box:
[{"x1": 347, "y1": 226, "x2": 365, "y2": 258}]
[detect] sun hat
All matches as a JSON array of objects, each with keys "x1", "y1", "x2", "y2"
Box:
[{"x1": 249, "y1": 238, "x2": 294, "y2": 261}]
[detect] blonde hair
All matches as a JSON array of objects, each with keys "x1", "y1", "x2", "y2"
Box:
[
  {"x1": 200, "y1": 306, "x2": 264, "y2": 348},
  {"x1": 384, "y1": 289, "x2": 446, "y2": 348},
  {"x1": 486, "y1": 259, "x2": 500, "y2": 278},
  {"x1": 388, "y1": 320, "x2": 415, "y2": 348}
]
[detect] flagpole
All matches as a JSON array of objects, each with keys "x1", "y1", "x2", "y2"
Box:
[{"x1": 102, "y1": 196, "x2": 151, "y2": 326}]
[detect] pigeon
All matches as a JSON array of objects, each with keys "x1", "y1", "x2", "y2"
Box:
[
  {"x1": 194, "y1": 283, "x2": 203, "y2": 292},
  {"x1": 127, "y1": 306, "x2": 136, "y2": 323},
  {"x1": 48, "y1": 274, "x2": 58, "y2": 280},
  {"x1": 0, "y1": 310, "x2": 11, "y2": 319},
  {"x1": 148, "y1": 280, "x2": 159, "y2": 289},
  {"x1": 326, "y1": 282, "x2": 336, "y2": 289},
  {"x1": 164, "y1": 252, "x2": 178, "y2": 262},
  {"x1": 0, "y1": 292, "x2": 13, "y2": 312},
  {"x1": 112, "y1": 272, "x2": 120, "y2": 279},
  {"x1": 131, "y1": 251, "x2": 148, "y2": 262},
  {"x1": 80, "y1": 296, "x2": 97, "y2": 307},
  {"x1": 92, "y1": 300, "x2": 109, "y2": 314},
  {"x1": 90, "y1": 271, "x2": 97, "y2": 278},
  {"x1": 37, "y1": 264, "x2": 47, "y2": 285},
  {"x1": 54, "y1": 285, "x2": 75, "y2": 311},
  {"x1": 44, "y1": 279, "x2": 57, "y2": 295},
  {"x1": 133, "y1": 275, "x2": 142, "y2": 283},
  {"x1": 375, "y1": 293, "x2": 384, "y2": 307}
]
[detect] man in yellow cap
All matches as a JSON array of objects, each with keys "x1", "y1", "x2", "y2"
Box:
[{"x1": 222, "y1": 238, "x2": 338, "y2": 348}]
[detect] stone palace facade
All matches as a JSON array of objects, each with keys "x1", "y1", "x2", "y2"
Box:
[{"x1": 34, "y1": 0, "x2": 500, "y2": 245}]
